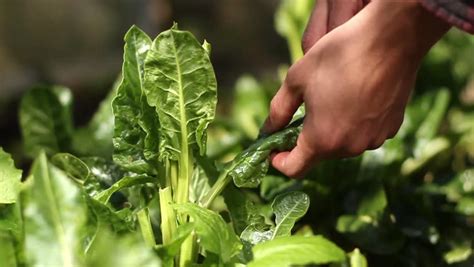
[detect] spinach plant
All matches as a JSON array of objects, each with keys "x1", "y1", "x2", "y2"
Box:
[{"x1": 0, "y1": 24, "x2": 347, "y2": 267}]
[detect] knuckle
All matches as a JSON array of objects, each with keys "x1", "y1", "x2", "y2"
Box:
[{"x1": 319, "y1": 134, "x2": 345, "y2": 156}]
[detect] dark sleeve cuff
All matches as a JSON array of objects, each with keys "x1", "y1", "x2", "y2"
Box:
[{"x1": 419, "y1": 0, "x2": 474, "y2": 34}]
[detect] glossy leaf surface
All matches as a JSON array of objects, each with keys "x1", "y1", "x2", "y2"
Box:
[
  {"x1": 144, "y1": 25, "x2": 217, "y2": 160},
  {"x1": 113, "y1": 25, "x2": 159, "y2": 174},
  {"x1": 271, "y1": 191, "x2": 309, "y2": 238},
  {"x1": 229, "y1": 119, "x2": 302, "y2": 188}
]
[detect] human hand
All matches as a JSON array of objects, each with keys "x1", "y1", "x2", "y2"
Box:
[
  {"x1": 263, "y1": 1, "x2": 450, "y2": 177},
  {"x1": 302, "y1": 0, "x2": 369, "y2": 52}
]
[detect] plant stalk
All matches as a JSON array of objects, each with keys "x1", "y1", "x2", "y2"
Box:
[
  {"x1": 159, "y1": 187, "x2": 177, "y2": 245},
  {"x1": 179, "y1": 233, "x2": 197, "y2": 267},
  {"x1": 201, "y1": 171, "x2": 231, "y2": 208},
  {"x1": 137, "y1": 208, "x2": 156, "y2": 247}
]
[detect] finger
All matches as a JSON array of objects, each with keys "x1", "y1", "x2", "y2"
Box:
[
  {"x1": 302, "y1": 0, "x2": 329, "y2": 53},
  {"x1": 261, "y1": 82, "x2": 303, "y2": 134},
  {"x1": 271, "y1": 132, "x2": 316, "y2": 178},
  {"x1": 327, "y1": 0, "x2": 365, "y2": 31}
]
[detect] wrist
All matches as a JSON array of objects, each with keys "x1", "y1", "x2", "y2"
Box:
[{"x1": 360, "y1": 1, "x2": 451, "y2": 62}]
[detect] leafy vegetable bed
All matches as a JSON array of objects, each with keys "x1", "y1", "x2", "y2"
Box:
[{"x1": 1, "y1": 1, "x2": 474, "y2": 265}]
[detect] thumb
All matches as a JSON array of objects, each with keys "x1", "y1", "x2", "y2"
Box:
[{"x1": 261, "y1": 82, "x2": 302, "y2": 135}]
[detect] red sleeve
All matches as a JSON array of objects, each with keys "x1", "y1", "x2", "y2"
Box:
[{"x1": 419, "y1": 0, "x2": 474, "y2": 34}]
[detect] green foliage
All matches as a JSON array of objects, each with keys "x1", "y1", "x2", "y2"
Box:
[
  {"x1": 174, "y1": 203, "x2": 242, "y2": 263},
  {"x1": 275, "y1": 0, "x2": 314, "y2": 62},
  {"x1": 112, "y1": 26, "x2": 159, "y2": 174},
  {"x1": 24, "y1": 153, "x2": 87, "y2": 266},
  {"x1": 72, "y1": 81, "x2": 117, "y2": 158},
  {"x1": 143, "y1": 24, "x2": 217, "y2": 161},
  {"x1": 248, "y1": 236, "x2": 345, "y2": 267},
  {"x1": 20, "y1": 86, "x2": 73, "y2": 158},
  {"x1": 271, "y1": 191, "x2": 309, "y2": 238},
  {"x1": 227, "y1": 119, "x2": 302, "y2": 188},
  {"x1": 5, "y1": 4, "x2": 474, "y2": 266},
  {"x1": 232, "y1": 75, "x2": 269, "y2": 139},
  {"x1": 0, "y1": 148, "x2": 22, "y2": 204}
]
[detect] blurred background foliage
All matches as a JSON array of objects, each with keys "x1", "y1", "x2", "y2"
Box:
[
  {"x1": 0, "y1": 0, "x2": 289, "y2": 158},
  {"x1": 1, "y1": 0, "x2": 474, "y2": 265}
]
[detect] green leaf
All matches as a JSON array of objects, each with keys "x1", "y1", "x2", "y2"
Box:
[
  {"x1": 143, "y1": 25, "x2": 217, "y2": 161},
  {"x1": 224, "y1": 186, "x2": 265, "y2": 235},
  {"x1": 155, "y1": 223, "x2": 194, "y2": 266},
  {"x1": 51, "y1": 153, "x2": 90, "y2": 182},
  {"x1": 86, "y1": 226, "x2": 161, "y2": 267},
  {"x1": 73, "y1": 80, "x2": 118, "y2": 158},
  {"x1": 112, "y1": 25, "x2": 160, "y2": 174},
  {"x1": 415, "y1": 88, "x2": 450, "y2": 141},
  {"x1": 349, "y1": 248, "x2": 368, "y2": 267},
  {"x1": 19, "y1": 86, "x2": 74, "y2": 158},
  {"x1": 248, "y1": 235, "x2": 345, "y2": 267},
  {"x1": 241, "y1": 223, "x2": 273, "y2": 245},
  {"x1": 0, "y1": 203, "x2": 25, "y2": 266},
  {"x1": 271, "y1": 191, "x2": 309, "y2": 238},
  {"x1": 0, "y1": 231, "x2": 17, "y2": 267},
  {"x1": 232, "y1": 75, "x2": 268, "y2": 139},
  {"x1": 229, "y1": 119, "x2": 302, "y2": 188},
  {"x1": 84, "y1": 194, "x2": 135, "y2": 234},
  {"x1": 401, "y1": 137, "x2": 450, "y2": 176},
  {"x1": 456, "y1": 197, "x2": 474, "y2": 215},
  {"x1": 95, "y1": 175, "x2": 156, "y2": 204},
  {"x1": 336, "y1": 180, "x2": 403, "y2": 254},
  {"x1": 274, "y1": 0, "x2": 314, "y2": 62},
  {"x1": 81, "y1": 157, "x2": 126, "y2": 198},
  {"x1": 260, "y1": 175, "x2": 298, "y2": 201},
  {"x1": 443, "y1": 242, "x2": 474, "y2": 264},
  {"x1": 190, "y1": 164, "x2": 212, "y2": 204},
  {"x1": 24, "y1": 153, "x2": 87, "y2": 266},
  {"x1": 174, "y1": 203, "x2": 242, "y2": 262},
  {"x1": 0, "y1": 148, "x2": 22, "y2": 204}
]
